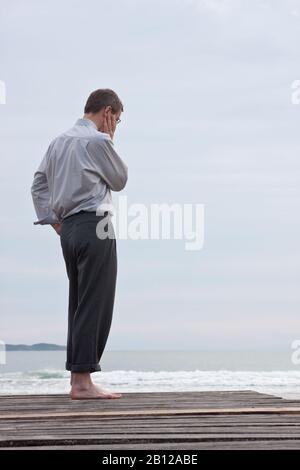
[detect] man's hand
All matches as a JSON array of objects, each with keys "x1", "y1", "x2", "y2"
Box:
[
  {"x1": 51, "y1": 222, "x2": 62, "y2": 235},
  {"x1": 101, "y1": 107, "x2": 117, "y2": 140}
]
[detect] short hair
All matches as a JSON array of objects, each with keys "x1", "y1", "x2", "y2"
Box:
[{"x1": 84, "y1": 88, "x2": 124, "y2": 114}]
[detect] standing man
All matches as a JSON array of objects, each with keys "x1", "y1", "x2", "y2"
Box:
[{"x1": 31, "y1": 89, "x2": 128, "y2": 399}]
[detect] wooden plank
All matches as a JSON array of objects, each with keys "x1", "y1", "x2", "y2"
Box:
[
  {"x1": 3, "y1": 440, "x2": 300, "y2": 450},
  {"x1": 1, "y1": 406, "x2": 300, "y2": 421},
  {"x1": 2, "y1": 433, "x2": 300, "y2": 448}
]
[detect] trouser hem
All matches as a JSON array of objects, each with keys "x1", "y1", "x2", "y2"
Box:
[{"x1": 66, "y1": 362, "x2": 101, "y2": 373}]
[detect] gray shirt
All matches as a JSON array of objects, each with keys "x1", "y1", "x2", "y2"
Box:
[{"x1": 31, "y1": 118, "x2": 128, "y2": 225}]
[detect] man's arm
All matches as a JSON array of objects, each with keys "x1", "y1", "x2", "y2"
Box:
[
  {"x1": 31, "y1": 151, "x2": 60, "y2": 226},
  {"x1": 86, "y1": 136, "x2": 128, "y2": 191}
]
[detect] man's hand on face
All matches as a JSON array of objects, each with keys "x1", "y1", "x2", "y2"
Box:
[
  {"x1": 51, "y1": 222, "x2": 62, "y2": 236},
  {"x1": 101, "y1": 106, "x2": 117, "y2": 140}
]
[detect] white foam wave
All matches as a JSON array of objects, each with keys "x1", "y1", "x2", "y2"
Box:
[{"x1": 1, "y1": 369, "x2": 300, "y2": 398}]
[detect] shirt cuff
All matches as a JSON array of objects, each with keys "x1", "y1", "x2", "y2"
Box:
[{"x1": 33, "y1": 215, "x2": 60, "y2": 225}]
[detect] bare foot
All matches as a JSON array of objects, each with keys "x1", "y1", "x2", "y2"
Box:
[
  {"x1": 95, "y1": 383, "x2": 122, "y2": 398},
  {"x1": 70, "y1": 382, "x2": 122, "y2": 400}
]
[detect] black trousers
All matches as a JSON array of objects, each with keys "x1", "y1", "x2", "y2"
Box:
[{"x1": 60, "y1": 210, "x2": 117, "y2": 373}]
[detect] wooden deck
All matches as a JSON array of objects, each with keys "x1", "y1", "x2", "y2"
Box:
[{"x1": 1, "y1": 391, "x2": 300, "y2": 449}]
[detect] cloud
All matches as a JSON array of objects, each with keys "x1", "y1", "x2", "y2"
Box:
[
  {"x1": 1, "y1": 0, "x2": 300, "y2": 347},
  {"x1": 202, "y1": 0, "x2": 240, "y2": 14}
]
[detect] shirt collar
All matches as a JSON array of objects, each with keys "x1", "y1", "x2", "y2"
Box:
[{"x1": 75, "y1": 117, "x2": 98, "y2": 130}]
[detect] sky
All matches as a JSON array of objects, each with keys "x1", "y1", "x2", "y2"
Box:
[{"x1": 0, "y1": 0, "x2": 300, "y2": 350}]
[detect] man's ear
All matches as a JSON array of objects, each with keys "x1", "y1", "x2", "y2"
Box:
[{"x1": 104, "y1": 105, "x2": 112, "y2": 116}]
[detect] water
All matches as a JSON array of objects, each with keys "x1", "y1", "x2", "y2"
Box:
[{"x1": 1, "y1": 350, "x2": 300, "y2": 399}]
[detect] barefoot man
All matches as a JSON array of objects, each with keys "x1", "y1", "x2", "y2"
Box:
[{"x1": 31, "y1": 89, "x2": 128, "y2": 399}]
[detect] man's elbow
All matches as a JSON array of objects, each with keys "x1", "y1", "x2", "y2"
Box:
[
  {"x1": 31, "y1": 172, "x2": 43, "y2": 198},
  {"x1": 112, "y1": 171, "x2": 128, "y2": 192},
  {"x1": 31, "y1": 180, "x2": 38, "y2": 199}
]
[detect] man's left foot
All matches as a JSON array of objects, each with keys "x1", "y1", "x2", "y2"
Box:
[
  {"x1": 95, "y1": 384, "x2": 122, "y2": 398},
  {"x1": 70, "y1": 382, "x2": 122, "y2": 400}
]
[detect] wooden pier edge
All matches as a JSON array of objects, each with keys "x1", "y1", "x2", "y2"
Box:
[{"x1": 1, "y1": 391, "x2": 300, "y2": 449}]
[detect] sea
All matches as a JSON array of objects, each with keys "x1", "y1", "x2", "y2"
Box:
[{"x1": 1, "y1": 350, "x2": 300, "y2": 399}]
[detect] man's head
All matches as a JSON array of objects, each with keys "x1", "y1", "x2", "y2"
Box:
[{"x1": 84, "y1": 88, "x2": 123, "y2": 134}]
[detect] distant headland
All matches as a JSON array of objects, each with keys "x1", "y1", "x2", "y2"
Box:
[{"x1": 6, "y1": 343, "x2": 66, "y2": 351}]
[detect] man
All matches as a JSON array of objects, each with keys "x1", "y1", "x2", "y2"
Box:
[{"x1": 31, "y1": 89, "x2": 128, "y2": 399}]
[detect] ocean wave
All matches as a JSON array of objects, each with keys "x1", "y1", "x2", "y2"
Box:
[{"x1": 0, "y1": 369, "x2": 300, "y2": 398}]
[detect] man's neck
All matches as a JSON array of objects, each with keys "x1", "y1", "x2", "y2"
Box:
[{"x1": 83, "y1": 114, "x2": 100, "y2": 131}]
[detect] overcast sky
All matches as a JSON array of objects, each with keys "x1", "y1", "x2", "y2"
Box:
[{"x1": 0, "y1": 0, "x2": 300, "y2": 350}]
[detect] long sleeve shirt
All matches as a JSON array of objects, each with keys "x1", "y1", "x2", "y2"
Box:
[{"x1": 31, "y1": 118, "x2": 128, "y2": 225}]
